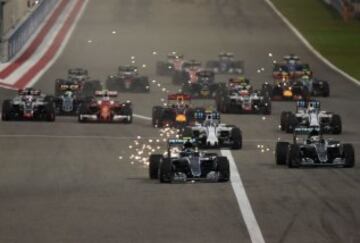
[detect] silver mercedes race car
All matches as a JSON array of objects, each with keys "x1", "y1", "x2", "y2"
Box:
[
  {"x1": 276, "y1": 127, "x2": 354, "y2": 168},
  {"x1": 149, "y1": 138, "x2": 230, "y2": 183}
]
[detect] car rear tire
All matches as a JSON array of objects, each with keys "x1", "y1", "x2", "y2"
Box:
[
  {"x1": 343, "y1": 144, "x2": 355, "y2": 168},
  {"x1": 288, "y1": 144, "x2": 301, "y2": 168},
  {"x1": 286, "y1": 113, "x2": 298, "y2": 133},
  {"x1": 331, "y1": 114, "x2": 342, "y2": 134},
  {"x1": 322, "y1": 81, "x2": 330, "y2": 97},
  {"x1": 275, "y1": 142, "x2": 289, "y2": 165},
  {"x1": 231, "y1": 127, "x2": 242, "y2": 149},
  {"x1": 217, "y1": 156, "x2": 230, "y2": 182},
  {"x1": 159, "y1": 158, "x2": 173, "y2": 183},
  {"x1": 1, "y1": 100, "x2": 12, "y2": 121},
  {"x1": 280, "y1": 111, "x2": 290, "y2": 131},
  {"x1": 149, "y1": 154, "x2": 163, "y2": 179}
]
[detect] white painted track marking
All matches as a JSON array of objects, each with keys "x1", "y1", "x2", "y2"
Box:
[
  {"x1": 264, "y1": 0, "x2": 360, "y2": 86},
  {"x1": 221, "y1": 149, "x2": 266, "y2": 243}
]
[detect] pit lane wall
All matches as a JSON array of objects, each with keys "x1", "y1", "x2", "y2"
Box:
[
  {"x1": 1, "y1": 0, "x2": 58, "y2": 62},
  {"x1": 323, "y1": 0, "x2": 360, "y2": 20}
]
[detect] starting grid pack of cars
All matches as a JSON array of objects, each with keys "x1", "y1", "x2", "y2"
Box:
[{"x1": 1, "y1": 53, "x2": 355, "y2": 182}]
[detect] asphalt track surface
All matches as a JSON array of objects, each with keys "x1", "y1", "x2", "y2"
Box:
[{"x1": 0, "y1": 0, "x2": 359, "y2": 242}]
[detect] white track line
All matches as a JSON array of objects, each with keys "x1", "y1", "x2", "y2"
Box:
[
  {"x1": 133, "y1": 114, "x2": 152, "y2": 121},
  {"x1": 221, "y1": 149, "x2": 265, "y2": 243},
  {"x1": 0, "y1": 134, "x2": 159, "y2": 140},
  {"x1": 264, "y1": 0, "x2": 360, "y2": 86}
]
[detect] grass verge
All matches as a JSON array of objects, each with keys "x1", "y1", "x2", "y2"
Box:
[{"x1": 271, "y1": 0, "x2": 360, "y2": 80}]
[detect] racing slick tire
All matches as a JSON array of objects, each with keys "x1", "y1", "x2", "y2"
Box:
[
  {"x1": 275, "y1": 142, "x2": 289, "y2": 165},
  {"x1": 230, "y1": 127, "x2": 242, "y2": 149},
  {"x1": 288, "y1": 144, "x2": 301, "y2": 168},
  {"x1": 152, "y1": 106, "x2": 163, "y2": 127},
  {"x1": 343, "y1": 144, "x2": 355, "y2": 168},
  {"x1": 330, "y1": 114, "x2": 342, "y2": 134},
  {"x1": 45, "y1": 101, "x2": 56, "y2": 122},
  {"x1": 149, "y1": 154, "x2": 163, "y2": 179},
  {"x1": 285, "y1": 113, "x2": 298, "y2": 133},
  {"x1": 322, "y1": 81, "x2": 330, "y2": 97},
  {"x1": 1, "y1": 100, "x2": 12, "y2": 121},
  {"x1": 217, "y1": 156, "x2": 230, "y2": 182},
  {"x1": 138, "y1": 77, "x2": 150, "y2": 93},
  {"x1": 280, "y1": 111, "x2": 290, "y2": 131},
  {"x1": 159, "y1": 158, "x2": 173, "y2": 183}
]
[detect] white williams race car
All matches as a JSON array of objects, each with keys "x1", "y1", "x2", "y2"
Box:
[
  {"x1": 182, "y1": 111, "x2": 242, "y2": 149},
  {"x1": 281, "y1": 100, "x2": 342, "y2": 134}
]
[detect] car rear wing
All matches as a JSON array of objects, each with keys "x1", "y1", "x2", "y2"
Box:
[
  {"x1": 167, "y1": 93, "x2": 191, "y2": 102},
  {"x1": 296, "y1": 100, "x2": 320, "y2": 110},
  {"x1": 95, "y1": 90, "x2": 118, "y2": 97},
  {"x1": 283, "y1": 55, "x2": 299, "y2": 61},
  {"x1": 293, "y1": 127, "x2": 321, "y2": 143},
  {"x1": 18, "y1": 89, "x2": 41, "y2": 96},
  {"x1": 59, "y1": 84, "x2": 81, "y2": 91}
]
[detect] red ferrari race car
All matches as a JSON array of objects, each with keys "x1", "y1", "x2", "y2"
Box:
[
  {"x1": 152, "y1": 93, "x2": 206, "y2": 128},
  {"x1": 78, "y1": 90, "x2": 132, "y2": 123}
]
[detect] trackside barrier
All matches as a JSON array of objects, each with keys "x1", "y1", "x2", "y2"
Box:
[{"x1": 1, "y1": 0, "x2": 58, "y2": 62}]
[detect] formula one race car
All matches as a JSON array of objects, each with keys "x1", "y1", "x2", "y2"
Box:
[
  {"x1": 181, "y1": 70, "x2": 221, "y2": 99},
  {"x1": 280, "y1": 100, "x2": 342, "y2": 134},
  {"x1": 106, "y1": 65, "x2": 150, "y2": 92},
  {"x1": 262, "y1": 78, "x2": 309, "y2": 101},
  {"x1": 275, "y1": 127, "x2": 354, "y2": 168},
  {"x1": 2, "y1": 88, "x2": 55, "y2": 121},
  {"x1": 298, "y1": 75, "x2": 330, "y2": 97},
  {"x1": 172, "y1": 60, "x2": 202, "y2": 85},
  {"x1": 216, "y1": 78, "x2": 271, "y2": 114},
  {"x1": 55, "y1": 76, "x2": 102, "y2": 98},
  {"x1": 156, "y1": 52, "x2": 185, "y2": 76},
  {"x1": 68, "y1": 68, "x2": 90, "y2": 82},
  {"x1": 149, "y1": 138, "x2": 230, "y2": 182},
  {"x1": 182, "y1": 111, "x2": 242, "y2": 149},
  {"x1": 206, "y1": 52, "x2": 244, "y2": 74},
  {"x1": 152, "y1": 93, "x2": 205, "y2": 128},
  {"x1": 272, "y1": 54, "x2": 312, "y2": 79},
  {"x1": 78, "y1": 90, "x2": 132, "y2": 123}
]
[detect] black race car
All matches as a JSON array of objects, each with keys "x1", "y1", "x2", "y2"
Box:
[
  {"x1": 152, "y1": 93, "x2": 205, "y2": 128},
  {"x1": 106, "y1": 65, "x2": 150, "y2": 92},
  {"x1": 2, "y1": 88, "x2": 55, "y2": 121},
  {"x1": 149, "y1": 138, "x2": 230, "y2": 183},
  {"x1": 181, "y1": 70, "x2": 221, "y2": 99},
  {"x1": 276, "y1": 127, "x2": 354, "y2": 168},
  {"x1": 206, "y1": 52, "x2": 244, "y2": 74}
]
